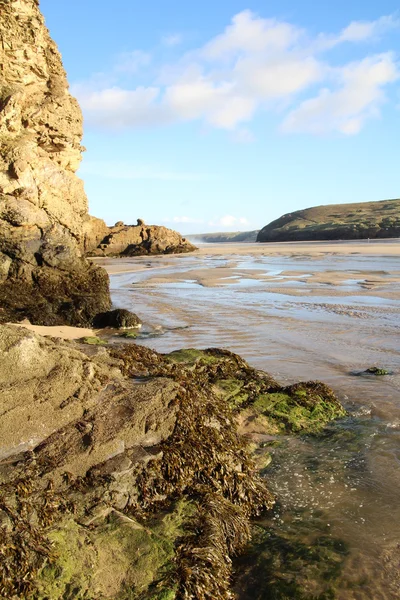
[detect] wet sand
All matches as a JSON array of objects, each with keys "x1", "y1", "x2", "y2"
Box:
[
  {"x1": 104, "y1": 239, "x2": 400, "y2": 600},
  {"x1": 9, "y1": 319, "x2": 95, "y2": 340},
  {"x1": 94, "y1": 239, "x2": 400, "y2": 276}
]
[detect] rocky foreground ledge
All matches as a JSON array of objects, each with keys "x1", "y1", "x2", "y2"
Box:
[{"x1": 0, "y1": 325, "x2": 345, "y2": 599}]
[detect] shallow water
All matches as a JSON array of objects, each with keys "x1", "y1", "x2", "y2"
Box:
[{"x1": 109, "y1": 249, "x2": 400, "y2": 599}]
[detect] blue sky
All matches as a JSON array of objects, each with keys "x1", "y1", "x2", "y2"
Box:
[{"x1": 40, "y1": 0, "x2": 400, "y2": 233}]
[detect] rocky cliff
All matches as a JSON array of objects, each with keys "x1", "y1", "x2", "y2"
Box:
[
  {"x1": 0, "y1": 0, "x2": 110, "y2": 325},
  {"x1": 257, "y1": 199, "x2": 400, "y2": 243},
  {"x1": 86, "y1": 219, "x2": 197, "y2": 256}
]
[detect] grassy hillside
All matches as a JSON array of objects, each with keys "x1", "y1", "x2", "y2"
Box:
[
  {"x1": 188, "y1": 230, "x2": 259, "y2": 243},
  {"x1": 257, "y1": 199, "x2": 400, "y2": 242}
]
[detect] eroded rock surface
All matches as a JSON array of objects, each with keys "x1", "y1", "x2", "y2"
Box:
[
  {"x1": 87, "y1": 221, "x2": 197, "y2": 256},
  {"x1": 0, "y1": 0, "x2": 110, "y2": 325}
]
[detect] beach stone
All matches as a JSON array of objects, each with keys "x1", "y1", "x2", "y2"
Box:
[
  {"x1": 352, "y1": 366, "x2": 392, "y2": 377},
  {"x1": 93, "y1": 308, "x2": 142, "y2": 329}
]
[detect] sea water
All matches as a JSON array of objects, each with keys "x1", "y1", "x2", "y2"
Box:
[{"x1": 109, "y1": 248, "x2": 400, "y2": 599}]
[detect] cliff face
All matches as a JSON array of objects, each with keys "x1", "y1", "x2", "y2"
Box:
[
  {"x1": 0, "y1": 0, "x2": 110, "y2": 325},
  {"x1": 257, "y1": 199, "x2": 400, "y2": 243}
]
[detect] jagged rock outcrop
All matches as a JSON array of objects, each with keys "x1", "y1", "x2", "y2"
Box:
[
  {"x1": 0, "y1": 0, "x2": 110, "y2": 325},
  {"x1": 257, "y1": 198, "x2": 400, "y2": 243},
  {"x1": 82, "y1": 214, "x2": 109, "y2": 252},
  {"x1": 87, "y1": 221, "x2": 197, "y2": 256}
]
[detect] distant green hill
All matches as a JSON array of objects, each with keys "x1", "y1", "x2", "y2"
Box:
[
  {"x1": 257, "y1": 199, "x2": 400, "y2": 242},
  {"x1": 188, "y1": 230, "x2": 259, "y2": 243}
]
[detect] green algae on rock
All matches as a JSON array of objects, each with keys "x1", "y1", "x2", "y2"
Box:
[
  {"x1": 251, "y1": 382, "x2": 346, "y2": 434},
  {"x1": 79, "y1": 335, "x2": 108, "y2": 346},
  {"x1": 0, "y1": 330, "x2": 272, "y2": 599},
  {"x1": 351, "y1": 366, "x2": 392, "y2": 377},
  {"x1": 36, "y1": 501, "x2": 194, "y2": 600},
  {"x1": 157, "y1": 348, "x2": 346, "y2": 434}
]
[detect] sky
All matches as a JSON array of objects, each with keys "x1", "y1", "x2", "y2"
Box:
[{"x1": 40, "y1": 0, "x2": 400, "y2": 234}]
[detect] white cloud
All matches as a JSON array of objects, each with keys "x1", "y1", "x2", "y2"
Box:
[
  {"x1": 314, "y1": 15, "x2": 400, "y2": 51},
  {"x1": 234, "y1": 55, "x2": 324, "y2": 98},
  {"x1": 209, "y1": 215, "x2": 249, "y2": 228},
  {"x1": 162, "y1": 34, "x2": 183, "y2": 47},
  {"x1": 72, "y1": 84, "x2": 169, "y2": 128},
  {"x1": 73, "y1": 11, "x2": 400, "y2": 136},
  {"x1": 164, "y1": 76, "x2": 257, "y2": 129},
  {"x1": 282, "y1": 53, "x2": 399, "y2": 134},
  {"x1": 202, "y1": 10, "x2": 301, "y2": 59},
  {"x1": 339, "y1": 14, "x2": 399, "y2": 43}
]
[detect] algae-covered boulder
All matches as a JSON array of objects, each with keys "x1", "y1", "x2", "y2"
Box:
[
  {"x1": 0, "y1": 330, "x2": 345, "y2": 599},
  {"x1": 0, "y1": 329, "x2": 275, "y2": 599},
  {"x1": 161, "y1": 348, "x2": 346, "y2": 434},
  {"x1": 93, "y1": 308, "x2": 142, "y2": 329}
]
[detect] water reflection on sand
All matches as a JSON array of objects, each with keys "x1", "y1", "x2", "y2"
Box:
[{"x1": 102, "y1": 242, "x2": 400, "y2": 599}]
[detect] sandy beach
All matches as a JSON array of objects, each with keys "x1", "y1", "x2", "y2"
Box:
[
  {"x1": 93, "y1": 239, "x2": 400, "y2": 276},
  {"x1": 9, "y1": 319, "x2": 95, "y2": 340}
]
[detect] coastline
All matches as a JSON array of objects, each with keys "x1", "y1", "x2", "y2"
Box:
[{"x1": 91, "y1": 239, "x2": 400, "y2": 277}]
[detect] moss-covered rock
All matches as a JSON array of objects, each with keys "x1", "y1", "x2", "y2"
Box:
[
  {"x1": 0, "y1": 335, "x2": 346, "y2": 600},
  {"x1": 252, "y1": 382, "x2": 346, "y2": 434},
  {"x1": 79, "y1": 336, "x2": 108, "y2": 346},
  {"x1": 160, "y1": 348, "x2": 346, "y2": 434},
  {"x1": 352, "y1": 366, "x2": 392, "y2": 377},
  {"x1": 36, "y1": 501, "x2": 193, "y2": 600}
]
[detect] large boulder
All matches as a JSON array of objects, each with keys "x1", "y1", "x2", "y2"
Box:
[
  {"x1": 88, "y1": 221, "x2": 197, "y2": 256},
  {"x1": 0, "y1": 0, "x2": 110, "y2": 325},
  {"x1": 0, "y1": 325, "x2": 274, "y2": 599},
  {"x1": 93, "y1": 308, "x2": 142, "y2": 329},
  {"x1": 0, "y1": 325, "x2": 346, "y2": 599}
]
